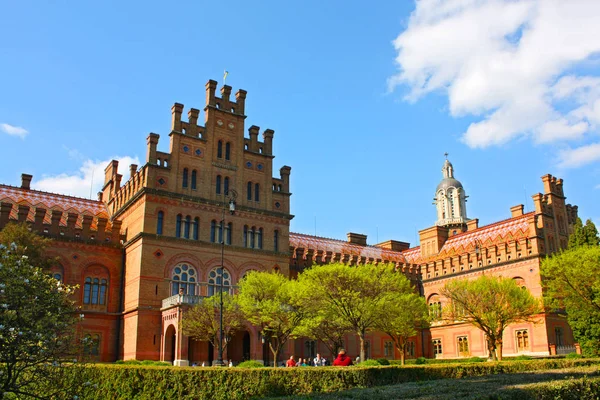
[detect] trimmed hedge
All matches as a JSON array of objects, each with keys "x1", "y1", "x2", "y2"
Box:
[{"x1": 57, "y1": 359, "x2": 600, "y2": 400}]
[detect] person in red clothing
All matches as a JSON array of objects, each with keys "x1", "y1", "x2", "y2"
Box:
[
  {"x1": 332, "y1": 349, "x2": 353, "y2": 366},
  {"x1": 286, "y1": 355, "x2": 296, "y2": 367}
]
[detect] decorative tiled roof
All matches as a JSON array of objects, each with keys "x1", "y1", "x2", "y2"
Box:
[
  {"x1": 0, "y1": 184, "x2": 110, "y2": 229},
  {"x1": 437, "y1": 212, "x2": 533, "y2": 256},
  {"x1": 401, "y1": 246, "x2": 423, "y2": 264},
  {"x1": 289, "y1": 232, "x2": 409, "y2": 263}
]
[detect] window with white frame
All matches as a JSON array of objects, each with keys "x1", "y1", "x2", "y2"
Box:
[
  {"x1": 433, "y1": 339, "x2": 442, "y2": 357},
  {"x1": 171, "y1": 263, "x2": 197, "y2": 296},
  {"x1": 207, "y1": 267, "x2": 231, "y2": 296}
]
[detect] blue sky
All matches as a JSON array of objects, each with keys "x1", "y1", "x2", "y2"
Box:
[{"x1": 1, "y1": 0, "x2": 599, "y2": 247}]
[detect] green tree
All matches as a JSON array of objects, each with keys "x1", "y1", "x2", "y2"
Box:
[
  {"x1": 441, "y1": 275, "x2": 541, "y2": 361},
  {"x1": 374, "y1": 292, "x2": 429, "y2": 365},
  {"x1": 541, "y1": 245, "x2": 600, "y2": 356},
  {"x1": 295, "y1": 308, "x2": 353, "y2": 359},
  {"x1": 0, "y1": 239, "x2": 88, "y2": 398},
  {"x1": 568, "y1": 218, "x2": 600, "y2": 248},
  {"x1": 181, "y1": 292, "x2": 245, "y2": 363},
  {"x1": 0, "y1": 223, "x2": 54, "y2": 269},
  {"x1": 297, "y1": 263, "x2": 412, "y2": 363},
  {"x1": 237, "y1": 271, "x2": 306, "y2": 365}
]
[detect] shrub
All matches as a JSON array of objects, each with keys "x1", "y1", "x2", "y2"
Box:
[
  {"x1": 376, "y1": 358, "x2": 390, "y2": 366},
  {"x1": 56, "y1": 358, "x2": 600, "y2": 400},
  {"x1": 415, "y1": 357, "x2": 427, "y2": 365},
  {"x1": 467, "y1": 357, "x2": 485, "y2": 363},
  {"x1": 236, "y1": 360, "x2": 265, "y2": 368},
  {"x1": 510, "y1": 355, "x2": 533, "y2": 361},
  {"x1": 566, "y1": 352, "x2": 584, "y2": 359},
  {"x1": 357, "y1": 359, "x2": 380, "y2": 366}
]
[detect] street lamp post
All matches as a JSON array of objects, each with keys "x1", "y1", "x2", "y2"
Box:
[{"x1": 216, "y1": 189, "x2": 237, "y2": 367}]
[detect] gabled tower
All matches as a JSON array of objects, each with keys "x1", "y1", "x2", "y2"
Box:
[{"x1": 434, "y1": 155, "x2": 468, "y2": 229}]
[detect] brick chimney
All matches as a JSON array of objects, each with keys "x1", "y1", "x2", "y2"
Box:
[{"x1": 21, "y1": 174, "x2": 32, "y2": 190}]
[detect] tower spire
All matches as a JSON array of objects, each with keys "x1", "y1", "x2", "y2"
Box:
[{"x1": 434, "y1": 156, "x2": 469, "y2": 230}]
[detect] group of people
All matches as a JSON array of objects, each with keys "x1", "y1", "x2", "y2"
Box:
[{"x1": 285, "y1": 349, "x2": 353, "y2": 367}]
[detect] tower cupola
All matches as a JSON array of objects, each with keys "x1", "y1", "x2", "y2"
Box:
[{"x1": 434, "y1": 155, "x2": 469, "y2": 228}]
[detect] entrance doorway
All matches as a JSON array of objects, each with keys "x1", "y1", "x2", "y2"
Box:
[
  {"x1": 243, "y1": 332, "x2": 251, "y2": 361},
  {"x1": 164, "y1": 325, "x2": 176, "y2": 363}
]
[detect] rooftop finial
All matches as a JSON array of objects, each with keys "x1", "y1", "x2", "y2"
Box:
[{"x1": 444, "y1": 152, "x2": 449, "y2": 159}]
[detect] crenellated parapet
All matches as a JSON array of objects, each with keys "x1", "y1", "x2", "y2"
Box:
[{"x1": 0, "y1": 175, "x2": 122, "y2": 245}]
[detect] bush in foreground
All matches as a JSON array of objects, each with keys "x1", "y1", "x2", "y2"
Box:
[
  {"x1": 236, "y1": 360, "x2": 265, "y2": 368},
  {"x1": 53, "y1": 358, "x2": 600, "y2": 400}
]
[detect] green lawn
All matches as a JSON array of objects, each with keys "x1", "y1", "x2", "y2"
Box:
[{"x1": 267, "y1": 365, "x2": 600, "y2": 400}]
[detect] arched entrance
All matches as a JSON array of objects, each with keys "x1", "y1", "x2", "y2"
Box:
[
  {"x1": 164, "y1": 325, "x2": 176, "y2": 363},
  {"x1": 243, "y1": 332, "x2": 251, "y2": 361}
]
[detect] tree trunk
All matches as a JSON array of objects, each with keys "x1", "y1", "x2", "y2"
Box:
[
  {"x1": 496, "y1": 339, "x2": 503, "y2": 361},
  {"x1": 269, "y1": 342, "x2": 279, "y2": 367},
  {"x1": 400, "y1": 348, "x2": 405, "y2": 366},
  {"x1": 487, "y1": 337, "x2": 496, "y2": 361},
  {"x1": 358, "y1": 330, "x2": 365, "y2": 363}
]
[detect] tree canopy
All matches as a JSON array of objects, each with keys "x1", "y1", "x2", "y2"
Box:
[
  {"x1": 441, "y1": 275, "x2": 541, "y2": 360},
  {"x1": 0, "y1": 225, "x2": 88, "y2": 398},
  {"x1": 181, "y1": 292, "x2": 245, "y2": 363},
  {"x1": 568, "y1": 218, "x2": 600, "y2": 248},
  {"x1": 237, "y1": 271, "x2": 306, "y2": 365},
  {"x1": 541, "y1": 244, "x2": 600, "y2": 356},
  {"x1": 297, "y1": 262, "x2": 416, "y2": 362}
]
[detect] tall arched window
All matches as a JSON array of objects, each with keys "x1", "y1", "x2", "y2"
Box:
[
  {"x1": 171, "y1": 263, "x2": 197, "y2": 295},
  {"x1": 184, "y1": 216, "x2": 191, "y2": 239},
  {"x1": 216, "y1": 175, "x2": 222, "y2": 194},
  {"x1": 210, "y1": 220, "x2": 217, "y2": 243},
  {"x1": 218, "y1": 221, "x2": 223, "y2": 243},
  {"x1": 224, "y1": 177, "x2": 230, "y2": 195},
  {"x1": 83, "y1": 333, "x2": 100, "y2": 357},
  {"x1": 207, "y1": 267, "x2": 232, "y2": 296},
  {"x1": 226, "y1": 222, "x2": 232, "y2": 245},
  {"x1": 247, "y1": 181, "x2": 252, "y2": 201},
  {"x1": 255, "y1": 183, "x2": 260, "y2": 202},
  {"x1": 257, "y1": 228, "x2": 263, "y2": 249},
  {"x1": 191, "y1": 170, "x2": 197, "y2": 189},
  {"x1": 157, "y1": 211, "x2": 164, "y2": 235},
  {"x1": 249, "y1": 226, "x2": 255, "y2": 249},
  {"x1": 84, "y1": 277, "x2": 108, "y2": 305},
  {"x1": 193, "y1": 217, "x2": 199, "y2": 240},
  {"x1": 176, "y1": 214, "x2": 182, "y2": 238},
  {"x1": 182, "y1": 168, "x2": 189, "y2": 188},
  {"x1": 428, "y1": 294, "x2": 442, "y2": 319},
  {"x1": 225, "y1": 142, "x2": 231, "y2": 160},
  {"x1": 217, "y1": 140, "x2": 223, "y2": 158},
  {"x1": 274, "y1": 230, "x2": 279, "y2": 252},
  {"x1": 243, "y1": 225, "x2": 248, "y2": 247}
]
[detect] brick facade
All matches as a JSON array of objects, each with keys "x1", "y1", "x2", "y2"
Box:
[{"x1": 0, "y1": 79, "x2": 580, "y2": 365}]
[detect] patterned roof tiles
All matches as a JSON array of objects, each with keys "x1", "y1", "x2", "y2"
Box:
[
  {"x1": 0, "y1": 184, "x2": 108, "y2": 216},
  {"x1": 289, "y1": 232, "x2": 409, "y2": 263},
  {"x1": 438, "y1": 212, "x2": 533, "y2": 255}
]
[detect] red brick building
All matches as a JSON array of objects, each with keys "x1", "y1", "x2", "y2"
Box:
[{"x1": 0, "y1": 80, "x2": 579, "y2": 365}]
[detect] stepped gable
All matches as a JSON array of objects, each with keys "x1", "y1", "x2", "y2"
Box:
[
  {"x1": 290, "y1": 232, "x2": 408, "y2": 263},
  {"x1": 0, "y1": 184, "x2": 110, "y2": 229},
  {"x1": 438, "y1": 212, "x2": 533, "y2": 257}
]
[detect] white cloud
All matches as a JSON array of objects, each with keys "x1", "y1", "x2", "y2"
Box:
[
  {"x1": 557, "y1": 143, "x2": 600, "y2": 169},
  {"x1": 389, "y1": 0, "x2": 600, "y2": 151},
  {"x1": 33, "y1": 155, "x2": 140, "y2": 199},
  {"x1": 1, "y1": 123, "x2": 29, "y2": 139}
]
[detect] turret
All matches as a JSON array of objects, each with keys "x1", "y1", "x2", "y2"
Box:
[{"x1": 434, "y1": 156, "x2": 468, "y2": 230}]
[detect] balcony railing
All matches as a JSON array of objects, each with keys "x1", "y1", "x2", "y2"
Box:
[{"x1": 162, "y1": 294, "x2": 205, "y2": 309}]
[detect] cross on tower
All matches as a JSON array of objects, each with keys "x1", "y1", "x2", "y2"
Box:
[{"x1": 444, "y1": 152, "x2": 449, "y2": 159}]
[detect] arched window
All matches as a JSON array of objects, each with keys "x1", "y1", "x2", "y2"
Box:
[
  {"x1": 84, "y1": 277, "x2": 108, "y2": 305},
  {"x1": 157, "y1": 211, "x2": 164, "y2": 235},
  {"x1": 182, "y1": 168, "x2": 188, "y2": 188},
  {"x1": 210, "y1": 220, "x2": 217, "y2": 243},
  {"x1": 217, "y1": 140, "x2": 223, "y2": 158},
  {"x1": 191, "y1": 170, "x2": 197, "y2": 190},
  {"x1": 176, "y1": 214, "x2": 182, "y2": 238},
  {"x1": 225, "y1": 222, "x2": 232, "y2": 245},
  {"x1": 193, "y1": 217, "x2": 199, "y2": 240},
  {"x1": 225, "y1": 142, "x2": 231, "y2": 160},
  {"x1": 513, "y1": 277, "x2": 526, "y2": 289},
  {"x1": 243, "y1": 225, "x2": 248, "y2": 247},
  {"x1": 274, "y1": 230, "x2": 279, "y2": 252},
  {"x1": 216, "y1": 175, "x2": 221, "y2": 194},
  {"x1": 207, "y1": 267, "x2": 232, "y2": 296},
  {"x1": 254, "y1": 183, "x2": 260, "y2": 202},
  {"x1": 53, "y1": 272, "x2": 63, "y2": 281},
  {"x1": 218, "y1": 221, "x2": 223, "y2": 243},
  {"x1": 224, "y1": 177, "x2": 229, "y2": 195},
  {"x1": 428, "y1": 294, "x2": 442, "y2": 320},
  {"x1": 249, "y1": 226, "x2": 255, "y2": 249},
  {"x1": 171, "y1": 263, "x2": 197, "y2": 295},
  {"x1": 516, "y1": 330, "x2": 529, "y2": 352},
  {"x1": 184, "y1": 216, "x2": 191, "y2": 239},
  {"x1": 257, "y1": 228, "x2": 263, "y2": 249},
  {"x1": 247, "y1": 181, "x2": 252, "y2": 201}
]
